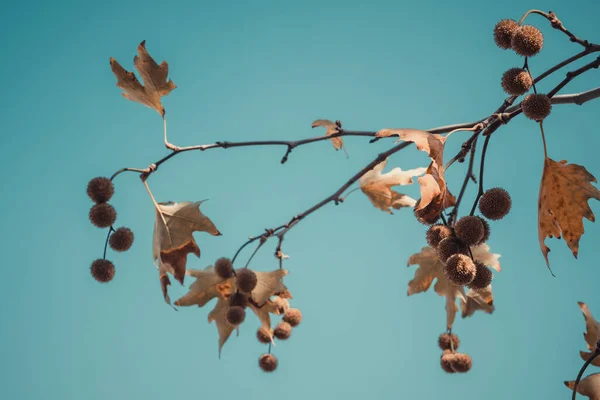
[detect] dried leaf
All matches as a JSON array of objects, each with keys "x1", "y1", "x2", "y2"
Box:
[
  {"x1": 565, "y1": 373, "x2": 600, "y2": 400},
  {"x1": 312, "y1": 119, "x2": 343, "y2": 150},
  {"x1": 359, "y1": 158, "x2": 427, "y2": 214},
  {"x1": 578, "y1": 302, "x2": 600, "y2": 366},
  {"x1": 174, "y1": 267, "x2": 232, "y2": 307},
  {"x1": 538, "y1": 158, "x2": 600, "y2": 267},
  {"x1": 110, "y1": 41, "x2": 176, "y2": 116},
  {"x1": 152, "y1": 201, "x2": 220, "y2": 303},
  {"x1": 461, "y1": 286, "x2": 494, "y2": 318},
  {"x1": 376, "y1": 128, "x2": 445, "y2": 166},
  {"x1": 208, "y1": 297, "x2": 236, "y2": 356}
]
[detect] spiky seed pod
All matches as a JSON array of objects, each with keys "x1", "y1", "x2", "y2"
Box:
[
  {"x1": 89, "y1": 203, "x2": 117, "y2": 228},
  {"x1": 454, "y1": 216, "x2": 485, "y2": 246},
  {"x1": 109, "y1": 227, "x2": 134, "y2": 252},
  {"x1": 437, "y1": 237, "x2": 469, "y2": 264},
  {"x1": 283, "y1": 308, "x2": 302, "y2": 327},
  {"x1": 521, "y1": 93, "x2": 552, "y2": 121},
  {"x1": 479, "y1": 187, "x2": 512, "y2": 220},
  {"x1": 257, "y1": 327, "x2": 273, "y2": 344},
  {"x1": 214, "y1": 257, "x2": 234, "y2": 279},
  {"x1": 444, "y1": 254, "x2": 476, "y2": 286},
  {"x1": 229, "y1": 292, "x2": 249, "y2": 308},
  {"x1": 87, "y1": 176, "x2": 114, "y2": 203},
  {"x1": 501, "y1": 68, "x2": 533, "y2": 95},
  {"x1": 511, "y1": 25, "x2": 544, "y2": 57},
  {"x1": 438, "y1": 333, "x2": 460, "y2": 351},
  {"x1": 493, "y1": 19, "x2": 519, "y2": 49},
  {"x1": 441, "y1": 350, "x2": 456, "y2": 373},
  {"x1": 414, "y1": 201, "x2": 440, "y2": 226},
  {"x1": 426, "y1": 224, "x2": 454, "y2": 248},
  {"x1": 451, "y1": 353, "x2": 472, "y2": 373},
  {"x1": 274, "y1": 322, "x2": 292, "y2": 340},
  {"x1": 236, "y1": 268, "x2": 258, "y2": 293},
  {"x1": 476, "y1": 216, "x2": 490, "y2": 245},
  {"x1": 90, "y1": 259, "x2": 115, "y2": 283},
  {"x1": 226, "y1": 306, "x2": 246, "y2": 326},
  {"x1": 258, "y1": 354, "x2": 278, "y2": 372},
  {"x1": 469, "y1": 261, "x2": 493, "y2": 290}
]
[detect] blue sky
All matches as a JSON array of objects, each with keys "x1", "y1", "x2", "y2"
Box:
[{"x1": 1, "y1": 0, "x2": 599, "y2": 399}]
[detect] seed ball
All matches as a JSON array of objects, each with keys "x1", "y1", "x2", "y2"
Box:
[
  {"x1": 444, "y1": 254, "x2": 476, "y2": 286},
  {"x1": 228, "y1": 292, "x2": 249, "y2": 308},
  {"x1": 441, "y1": 350, "x2": 456, "y2": 373},
  {"x1": 451, "y1": 353, "x2": 472, "y2": 373},
  {"x1": 109, "y1": 227, "x2": 134, "y2": 252},
  {"x1": 256, "y1": 327, "x2": 273, "y2": 344},
  {"x1": 511, "y1": 25, "x2": 544, "y2": 57},
  {"x1": 476, "y1": 217, "x2": 490, "y2": 245},
  {"x1": 214, "y1": 257, "x2": 234, "y2": 279},
  {"x1": 479, "y1": 187, "x2": 512, "y2": 220},
  {"x1": 274, "y1": 322, "x2": 292, "y2": 340},
  {"x1": 493, "y1": 19, "x2": 519, "y2": 49},
  {"x1": 501, "y1": 68, "x2": 533, "y2": 95},
  {"x1": 236, "y1": 269, "x2": 258, "y2": 293},
  {"x1": 437, "y1": 237, "x2": 469, "y2": 264},
  {"x1": 426, "y1": 224, "x2": 454, "y2": 248},
  {"x1": 469, "y1": 261, "x2": 493, "y2": 290},
  {"x1": 90, "y1": 259, "x2": 115, "y2": 283},
  {"x1": 521, "y1": 93, "x2": 552, "y2": 121},
  {"x1": 438, "y1": 333, "x2": 460, "y2": 351},
  {"x1": 283, "y1": 308, "x2": 302, "y2": 327},
  {"x1": 414, "y1": 201, "x2": 440, "y2": 225},
  {"x1": 89, "y1": 203, "x2": 117, "y2": 228},
  {"x1": 454, "y1": 216, "x2": 485, "y2": 246},
  {"x1": 87, "y1": 176, "x2": 114, "y2": 203},
  {"x1": 258, "y1": 354, "x2": 278, "y2": 372},
  {"x1": 226, "y1": 306, "x2": 246, "y2": 326}
]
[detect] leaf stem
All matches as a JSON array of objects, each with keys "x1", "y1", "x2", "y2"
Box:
[{"x1": 572, "y1": 341, "x2": 600, "y2": 400}]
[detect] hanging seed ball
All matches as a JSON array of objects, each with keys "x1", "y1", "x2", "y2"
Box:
[
  {"x1": 90, "y1": 259, "x2": 115, "y2": 283},
  {"x1": 426, "y1": 224, "x2": 454, "y2": 248},
  {"x1": 256, "y1": 327, "x2": 273, "y2": 344},
  {"x1": 283, "y1": 308, "x2": 303, "y2": 327},
  {"x1": 511, "y1": 25, "x2": 544, "y2": 57},
  {"x1": 493, "y1": 19, "x2": 519, "y2": 49},
  {"x1": 274, "y1": 322, "x2": 292, "y2": 340},
  {"x1": 479, "y1": 187, "x2": 512, "y2": 220},
  {"x1": 229, "y1": 292, "x2": 249, "y2": 308},
  {"x1": 469, "y1": 261, "x2": 493, "y2": 290},
  {"x1": 226, "y1": 306, "x2": 246, "y2": 326},
  {"x1": 444, "y1": 254, "x2": 476, "y2": 286},
  {"x1": 89, "y1": 203, "x2": 117, "y2": 228},
  {"x1": 438, "y1": 333, "x2": 460, "y2": 351},
  {"x1": 451, "y1": 353, "x2": 472, "y2": 373},
  {"x1": 437, "y1": 237, "x2": 469, "y2": 264},
  {"x1": 475, "y1": 216, "x2": 490, "y2": 245},
  {"x1": 236, "y1": 268, "x2": 258, "y2": 293},
  {"x1": 441, "y1": 350, "x2": 456, "y2": 373},
  {"x1": 501, "y1": 68, "x2": 533, "y2": 95},
  {"x1": 214, "y1": 257, "x2": 234, "y2": 279},
  {"x1": 109, "y1": 227, "x2": 134, "y2": 252},
  {"x1": 258, "y1": 354, "x2": 278, "y2": 372},
  {"x1": 521, "y1": 93, "x2": 552, "y2": 121},
  {"x1": 454, "y1": 216, "x2": 485, "y2": 246},
  {"x1": 87, "y1": 176, "x2": 114, "y2": 203}
]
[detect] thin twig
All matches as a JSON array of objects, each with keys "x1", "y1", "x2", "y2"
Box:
[
  {"x1": 469, "y1": 134, "x2": 492, "y2": 216},
  {"x1": 448, "y1": 134, "x2": 479, "y2": 225},
  {"x1": 102, "y1": 226, "x2": 116, "y2": 259},
  {"x1": 572, "y1": 340, "x2": 600, "y2": 400}
]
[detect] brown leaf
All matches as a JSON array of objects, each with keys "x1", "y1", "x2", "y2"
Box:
[
  {"x1": 208, "y1": 297, "x2": 236, "y2": 357},
  {"x1": 359, "y1": 158, "x2": 427, "y2": 214},
  {"x1": 578, "y1": 302, "x2": 600, "y2": 366},
  {"x1": 312, "y1": 119, "x2": 343, "y2": 150},
  {"x1": 565, "y1": 373, "x2": 600, "y2": 400},
  {"x1": 376, "y1": 128, "x2": 446, "y2": 166},
  {"x1": 538, "y1": 158, "x2": 600, "y2": 267},
  {"x1": 461, "y1": 286, "x2": 495, "y2": 318},
  {"x1": 110, "y1": 40, "x2": 176, "y2": 116},
  {"x1": 174, "y1": 267, "x2": 231, "y2": 307}
]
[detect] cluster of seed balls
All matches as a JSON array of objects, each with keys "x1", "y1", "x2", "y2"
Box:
[
  {"x1": 494, "y1": 19, "x2": 552, "y2": 122},
  {"x1": 425, "y1": 187, "x2": 511, "y2": 288},
  {"x1": 214, "y1": 257, "x2": 303, "y2": 372},
  {"x1": 438, "y1": 333, "x2": 472, "y2": 373},
  {"x1": 87, "y1": 177, "x2": 135, "y2": 283}
]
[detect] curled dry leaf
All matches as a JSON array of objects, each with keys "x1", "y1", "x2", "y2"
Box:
[
  {"x1": 565, "y1": 373, "x2": 600, "y2": 400},
  {"x1": 110, "y1": 40, "x2": 176, "y2": 116},
  {"x1": 153, "y1": 201, "x2": 221, "y2": 303},
  {"x1": 538, "y1": 157, "x2": 600, "y2": 268},
  {"x1": 359, "y1": 158, "x2": 427, "y2": 214},
  {"x1": 578, "y1": 302, "x2": 600, "y2": 366},
  {"x1": 407, "y1": 244, "x2": 500, "y2": 329},
  {"x1": 208, "y1": 297, "x2": 237, "y2": 357},
  {"x1": 312, "y1": 119, "x2": 343, "y2": 150}
]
